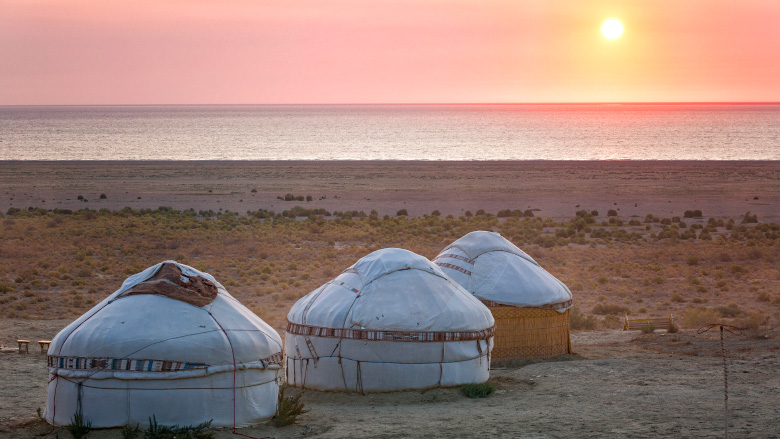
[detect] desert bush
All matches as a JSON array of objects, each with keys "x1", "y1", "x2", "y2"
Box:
[
  {"x1": 640, "y1": 323, "x2": 655, "y2": 334},
  {"x1": 592, "y1": 303, "x2": 629, "y2": 316},
  {"x1": 462, "y1": 383, "x2": 495, "y2": 398},
  {"x1": 275, "y1": 386, "x2": 308, "y2": 427},
  {"x1": 715, "y1": 303, "x2": 743, "y2": 318},
  {"x1": 396, "y1": 209, "x2": 408, "y2": 217},
  {"x1": 742, "y1": 211, "x2": 758, "y2": 224},
  {"x1": 686, "y1": 256, "x2": 699, "y2": 266},
  {"x1": 67, "y1": 411, "x2": 92, "y2": 439},
  {"x1": 570, "y1": 307, "x2": 598, "y2": 330},
  {"x1": 670, "y1": 293, "x2": 686, "y2": 303},
  {"x1": 602, "y1": 314, "x2": 623, "y2": 329},
  {"x1": 683, "y1": 307, "x2": 721, "y2": 328},
  {"x1": 738, "y1": 311, "x2": 769, "y2": 332}
]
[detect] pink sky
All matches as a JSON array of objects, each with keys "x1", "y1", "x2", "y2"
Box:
[{"x1": 1, "y1": 0, "x2": 779, "y2": 104}]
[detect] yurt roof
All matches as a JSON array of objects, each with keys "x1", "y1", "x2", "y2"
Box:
[
  {"x1": 288, "y1": 248, "x2": 494, "y2": 333},
  {"x1": 49, "y1": 261, "x2": 282, "y2": 372},
  {"x1": 435, "y1": 231, "x2": 572, "y2": 309}
]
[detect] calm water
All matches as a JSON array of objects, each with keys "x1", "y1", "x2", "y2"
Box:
[{"x1": 1, "y1": 104, "x2": 778, "y2": 160}]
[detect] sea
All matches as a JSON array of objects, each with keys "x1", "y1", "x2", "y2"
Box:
[{"x1": 1, "y1": 104, "x2": 778, "y2": 161}]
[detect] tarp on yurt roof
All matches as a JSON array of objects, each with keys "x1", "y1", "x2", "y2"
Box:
[
  {"x1": 435, "y1": 231, "x2": 572, "y2": 310},
  {"x1": 45, "y1": 261, "x2": 282, "y2": 428}
]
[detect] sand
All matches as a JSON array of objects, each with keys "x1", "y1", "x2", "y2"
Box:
[
  {"x1": 2, "y1": 161, "x2": 779, "y2": 221},
  {"x1": 2, "y1": 318, "x2": 779, "y2": 438}
]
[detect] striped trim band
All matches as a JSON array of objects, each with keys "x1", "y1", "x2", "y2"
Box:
[
  {"x1": 434, "y1": 262, "x2": 472, "y2": 276},
  {"x1": 286, "y1": 321, "x2": 495, "y2": 343},
  {"x1": 48, "y1": 352, "x2": 283, "y2": 372},
  {"x1": 434, "y1": 254, "x2": 476, "y2": 265},
  {"x1": 480, "y1": 299, "x2": 573, "y2": 310}
]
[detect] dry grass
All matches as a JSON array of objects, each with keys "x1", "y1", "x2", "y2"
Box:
[{"x1": 1, "y1": 207, "x2": 779, "y2": 330}]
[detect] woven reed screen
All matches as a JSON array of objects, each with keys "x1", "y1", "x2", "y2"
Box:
[{"x1": 486, "y1": 305, "x2": 571, "y2": 362}]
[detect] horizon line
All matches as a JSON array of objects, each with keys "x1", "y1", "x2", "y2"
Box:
[{"x1": 2, "y1": 101, "x2": 780, "y2": 107}]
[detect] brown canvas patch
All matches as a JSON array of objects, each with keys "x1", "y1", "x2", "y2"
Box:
[{"x1": 120, "y1": 263, "x2": 218, "y2": 307}]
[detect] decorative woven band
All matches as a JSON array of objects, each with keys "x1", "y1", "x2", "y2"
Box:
[
  {"x1": 286, "y1": 321, "x2": 495, "y2": 342},
  {"x1": 480, "y1": 299, "x2": 573, "y2": 310},
  {"x1": 48, "y1": 352, "x2": 283, "y2": 372},
  {"x1": 434, "y1": 262, "x2": 472, "y2": 276},
  {"x1": 434, "y1": 254, "x2": 475, "y2": 265}
]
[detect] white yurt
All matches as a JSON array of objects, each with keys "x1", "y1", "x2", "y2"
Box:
[
  {"x1": 285, "y1": 248, "x2": 495, "y2": 393},
  {"x1": 45, "y1": 261, "x2": 283, "y2": 428},
  {"x1": 434, "y1": 231, "x2": 573, "y2": 361}
]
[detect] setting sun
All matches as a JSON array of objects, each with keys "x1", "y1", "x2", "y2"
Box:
[{"x1": 601, "y1": 18, "x2": 623, "y2": 40}]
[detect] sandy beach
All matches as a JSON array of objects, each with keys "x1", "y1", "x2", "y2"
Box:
[{"x1": 2, "y1": 161, "x2": 779, "y2": 221}]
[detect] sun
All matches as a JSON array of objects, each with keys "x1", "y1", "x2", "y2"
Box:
[{"x1": 601, "y1": 19, "x2": 623, "y2": 40}]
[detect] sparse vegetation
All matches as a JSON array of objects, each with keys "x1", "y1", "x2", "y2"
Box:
[
  {"x1": 0, "y1": 206, "x2": 776, "y2": 331},
  {"x1": 145, "y1": 415, "x2": 213, "y2": 439},
  {"x1": 121, "y1": 424, "x2": 141, "y2": 439},
  {"x1": 640, "y1": 323, "x2": 655, "y2": 334},
  {"x1": 462, "y1": 383, "x2": 495, "y2": 398},
  {"x1": 67, "y1": 411, "x2": 92, "y2": 439},
  {"x1": 274, "y1": 386, "x2": 308, "y2": 427}
]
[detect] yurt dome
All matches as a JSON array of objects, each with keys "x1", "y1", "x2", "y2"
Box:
[
  {"x1": 434, "y1": 231, "x2": 572, "y2": 361},
  {"x1": 45, "y1": 261, "x2": 283, "y2": 428},
  {"x1": 285, "y1": 248, "x2": 495, "y2": 393}
]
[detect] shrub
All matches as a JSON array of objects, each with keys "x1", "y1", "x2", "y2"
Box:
[
  {"x1": 592, "y1": 303, "x2": 629, "y2": 316},
  {"x1": 275, "y1": 386, "x2": 308, "y2": 427},
  {"x1": 121, "y1": 424, "x2": 141, "y2": 439},
  {"x1": 607, "y1": 209, "x2": 618, "y2": 217},
  {"x1": 670, "y1": 293, "x2": 686, "y2": 303},
  {"x1": 145, "y1": 415, "x2": 213, "y2": 439},
  {"x1": 738, "y1": 311, "x2": 768, "y2": 332},
  {"x1": 602, "y1": 314, "x2": 623, "y2": 329},
  {"x1": 683, "y1": 307, "x2": 720, "y2": 328},
  {"x1": 640, "y1": 323, "x2": 655, "y2": 334},
  {"x1": 396, "y1": 209, "x2": 408, "y2": 217},
  {"x1": 67, "y1": 411, "x2": 92, "y2": 439},
  {"x1": 742, "y1": 211, "x2": 758, "y2": 224},
  {"x1": 462, "y1": 383, "x2": 495, "y2": 398},
  {"x1": 99, "y1": 193, "x2": 107, "y2": 199},
  {"x1": 570, "y1": 307, "x2": 598, "y2": 330},
  {"x1": 686, "y1": 256, "x2": 699, "y2": 266},
  {"x1": 756, "y1": 292, "x2": 770, "y2": 302},
  {"x1": 715, "y1": 303, "x2": 743, "y2": 318},
  {"x1": 667, "y1": 321, "x2": 679, "y2": 333}
]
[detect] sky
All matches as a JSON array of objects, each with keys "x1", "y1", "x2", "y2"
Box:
[{"x1": 1, "y1": 0, "x2": 779, "y2": 105}]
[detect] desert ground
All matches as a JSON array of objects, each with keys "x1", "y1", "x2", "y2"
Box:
[
  {"x1": 1, "y1": 161, "x2": 779, "y2": 222},
  {"x1": 3, "y1": 319, "x2": 779, "y2": 438},
  {"x1": 1, "y1": 161, "x2": 779, "y2": 437}
]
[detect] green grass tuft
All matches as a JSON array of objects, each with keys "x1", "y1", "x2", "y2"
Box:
[
  {"x1": 274, "y1": 385, "x2": 309, "y2": 427},
  {"x1": 462, "y1": 383, "x2": 495, "y2": 398}
]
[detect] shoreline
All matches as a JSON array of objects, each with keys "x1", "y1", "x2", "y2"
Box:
[{"x1": 2, "y1": 160, "x2": 779, "y2": 221}]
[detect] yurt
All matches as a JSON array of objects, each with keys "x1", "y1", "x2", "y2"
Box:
[
  {"x1": 434, "y1": 231, "x2": 572, "y2": 361},
  {"x1": 285, "y1": 248, "x2": 495, "y2": 393},
  {"x1": 45, "y1": 261, "x2": 283, "y2": 428}
]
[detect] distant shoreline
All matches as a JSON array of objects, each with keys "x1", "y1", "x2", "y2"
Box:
[{"x1": 2, "y1": 160, "x2": 778, "y2": 222}]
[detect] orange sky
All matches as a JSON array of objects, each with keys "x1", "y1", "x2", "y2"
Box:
[{"x1": 1, "y1": 0, "x2": 779, "y2": 104}]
